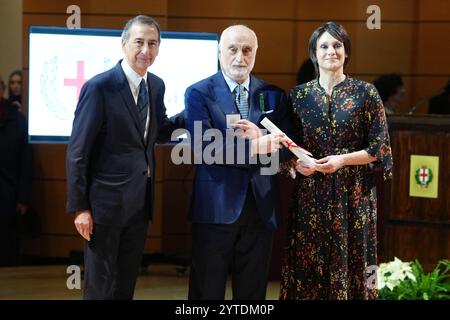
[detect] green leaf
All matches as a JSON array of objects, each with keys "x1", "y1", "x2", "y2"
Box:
[{"x1": 378, "y1": 258, "x2": 450, "y2": 300}]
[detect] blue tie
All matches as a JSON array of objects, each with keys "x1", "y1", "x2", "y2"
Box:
[
  {"x1": 235, "y1": 84, "x2": 249, "y2": 119},
  {"x1": 137, "y1": 79, "x2": 149, "y2": 134}
]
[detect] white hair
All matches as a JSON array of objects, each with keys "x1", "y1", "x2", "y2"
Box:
[{"x1": 218, "y1": 25, "x2": 258, "y2": 49}]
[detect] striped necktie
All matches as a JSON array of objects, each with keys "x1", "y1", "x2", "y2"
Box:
[
  {"x1": 137, "y1": 79, "x2": 149, "y2": 135},
  {"x1": 235, "y1": 84, "x2": 249, "y2": 119}
]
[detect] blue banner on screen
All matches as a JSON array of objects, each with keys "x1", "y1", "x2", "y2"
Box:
[{"x1": 28, "y1": 26, "x2": 218, "y2": 143}]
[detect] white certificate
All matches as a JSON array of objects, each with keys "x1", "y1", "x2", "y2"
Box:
[
  {"x1": 260, "y1": 117, "x2": 315, "y2": 165},
  {"x1": 226, "y1": 114, "x2": 241, "y2": 128}
]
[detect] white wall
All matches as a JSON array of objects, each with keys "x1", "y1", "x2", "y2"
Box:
[{"x1": 0, "y1": 0, "x2": 22, "y2": 98}]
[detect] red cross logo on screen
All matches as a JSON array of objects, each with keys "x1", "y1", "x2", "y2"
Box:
[{"x1": 64, "y1": 60, "x2": 86, "y2": 100}]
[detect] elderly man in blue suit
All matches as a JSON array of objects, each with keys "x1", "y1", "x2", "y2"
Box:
[
  {"x1": 66, "y1": 15, "x2": 183, "y2": 300},
  {"x1": 184, "y1": 24, "x2": 293, "y2": 300}
]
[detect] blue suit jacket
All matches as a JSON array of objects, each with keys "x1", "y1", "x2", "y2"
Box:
[
  {"x1": 66, "y1": 61, "x2": 183, "y2": 226},
  {"x1": 184, "y1": 72, "x2": 291, "y2": 230}
]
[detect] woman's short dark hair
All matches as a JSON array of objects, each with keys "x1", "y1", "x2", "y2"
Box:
[
  {"x1": 121, "y1": 15, "x2": 161, "y2": 43},
  {"x1": 308, "y1": 21, "x2": 351, "y2": 75}
]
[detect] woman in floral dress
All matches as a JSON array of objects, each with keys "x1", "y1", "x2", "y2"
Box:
[{"x1": 279, "y1": 21, "x2": 393, "y2": 299}]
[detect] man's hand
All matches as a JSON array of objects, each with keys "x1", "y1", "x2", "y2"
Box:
[
  {"x1": 232, "y1": 119, "x2": 263, "y2": 140},
  {"x1": 74, "y1": 210, "x2": 93, "y2": 241},
  {"x1": 295, "y1": 159, "x2": 316, "y2": 176},
  {"x1": 250, "y1": 133, "x2": 287, "y2": 155},
  {"x1": 314, "y1": 155, "x2": 345, "y2": 174}
]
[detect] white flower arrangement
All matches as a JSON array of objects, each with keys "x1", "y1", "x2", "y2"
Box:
[{"x1": 377, "y1": 257, "x2": 417, "y2": 290}]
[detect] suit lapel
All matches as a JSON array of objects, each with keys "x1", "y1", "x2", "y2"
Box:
[
  {"x1": 114, "y1": 62, "x2": 145, "y2": 145},
  {"x1": 146, "y1": 73, "x2": 160, "y2": 147},
  {"x1": 212, "y1": 72, "x2": 237, "y2": 116},
  {"x1": 248, "y1": 75, "x2": 264, "y2": 123}
]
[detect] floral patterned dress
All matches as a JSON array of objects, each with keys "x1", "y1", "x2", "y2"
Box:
[{"x1": 279, "y1": 77, "x2": 393, "y2": 300}]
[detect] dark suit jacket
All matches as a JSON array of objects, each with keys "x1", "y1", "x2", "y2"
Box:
[
  {"x1": 66, "y1": 61, "x2": 183, "y2": 226},
  {"x1": 184, "y1": 72, "x2": 291, "y2": 230},
  {"x1": 0, "y1": 100, "x2": 33, "y2": 216}
]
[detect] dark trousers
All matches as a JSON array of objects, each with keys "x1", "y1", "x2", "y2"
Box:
[
  {"x1": 83, "y1": 220, "x2": 149, "y2": 300},
  {"x1": 188, "y1": 190, "x2": 274, "y2": 300}
]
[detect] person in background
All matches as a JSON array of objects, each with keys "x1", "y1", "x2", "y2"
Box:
[
  {"x1": 8, "y1": 70, "x2": 23, "y2": 111},
  {"x1": 279, "y1": 21, "x2": 393, "y2": 300},
  {"x1": 0, "y1": 75, "x2": 33, "y2": 267},
  {"x1": 428, "y1": 79, "x2": 450, "y2": 114},
  {"x1": 373, "y1": 73, "x2": 405, "y2": 115}
]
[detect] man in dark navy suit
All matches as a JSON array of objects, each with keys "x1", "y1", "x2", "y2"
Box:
[
  {"x1": 184, "y1": 25, "x2": 293, "y2": 300},
  {"x1": 66, "y1": 15, "x2": 183, "y2": 299}
]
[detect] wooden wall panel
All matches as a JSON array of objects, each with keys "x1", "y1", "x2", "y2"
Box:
[
  {"x1": 168, "y1": 18, "x2": 232, "y2": 35},
  {"x1": 387, "y1": 225, "x2": 444, "y2": 270},
  {"x1": 33, "y1": 145, "x2": 67, "y2": 179},
  {"x1": 250, "y1": 21, "x2": 295, "y2": 74},
  {"x1": 162, "y1": 181, "x2": 192, "y2": 236},
  {"x1": 24, "y1": 0, "x2": 167, "y2": 16},
  {"x1": 168, "y1": 0, "x2": 297, "y2": 19},
  {"x1": 154, "y1": 146, "x2": 166, "y2": 182},
  {"x1": 351, "y1": 24, "x2": 414, "y2": 75},
  {"x1": 297, "y1": 0, "x2": 359, "y2": 20},
  {"x1": 30, "y1": 180, "x2": 72, "y2": 235},
  {"x1": 416, "y1": 23, "x2": 450, "y2": 75},
  {"x1": 149, "y1": 182, "x2": 163, "y2": 238},
  {"x1": 298, "y1": 0, "x2": 415, "y2": 20},
  {"x1": 143, "y1": 237, "x2": 162, "y2": 253},
  {"x1": 445, "y1": 230, "x2": 450, "y2": 260},
  {"x1": 161, "y1": 235, "x2": 191, "y2": 256},
  {"x1": 445, "y1": 134, "x2": 450, "y2": 221},
  {"x1": 161, "y1": 180, "x2": 192, "y2": 256},
  {"x1": 418, "y1": 0, "x2": 450, "y2": 20},
  {"x1": 253, "y1": 74, "x2": 296, "y2": 95},
  {"x1": 160, "y1": 146, "x2": 195, "y2": 180}
]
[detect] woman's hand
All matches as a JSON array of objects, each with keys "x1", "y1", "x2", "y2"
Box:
[{"x1": 314, "y1": 155, "x2": 345, "y2": 173}]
